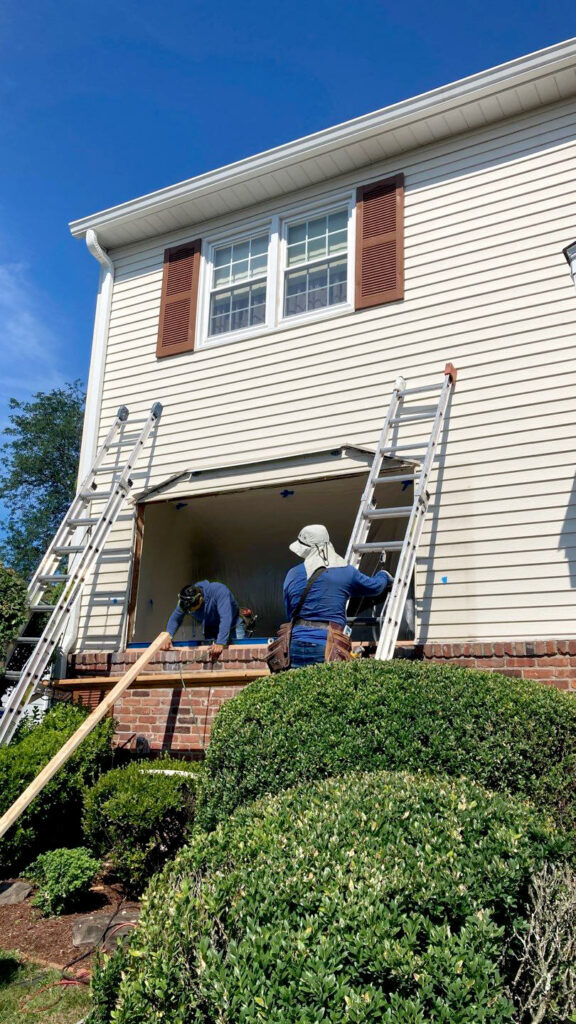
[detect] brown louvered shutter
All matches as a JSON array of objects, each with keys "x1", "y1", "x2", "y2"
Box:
[
  {"x1": 156, "y1": 240, "x2": 201, "y2": 357},
  {"x1": 355, "y1": 174, "x2": 404, "y2": 309}
]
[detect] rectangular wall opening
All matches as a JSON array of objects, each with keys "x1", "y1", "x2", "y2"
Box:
[{"x1": 131, "y1": 472, "x2": 414, "y2": 643}]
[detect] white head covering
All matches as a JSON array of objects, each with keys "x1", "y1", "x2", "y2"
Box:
[{"x1": 289, "y1": 524, "x2": 348, "y2": 578}]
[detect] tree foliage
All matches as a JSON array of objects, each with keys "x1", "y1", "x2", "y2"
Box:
[
  {"x1": 0, "y1": 562, "x2": 27, "y2": 664},
  {"x1": 0, "y1": 381, "x2": 85, "y2": 577}
]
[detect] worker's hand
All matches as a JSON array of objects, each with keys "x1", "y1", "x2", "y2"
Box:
[
  {"x1": 208, "y1": 644, "x2": 224, "y2": 663},
  {"x1": 159, "y1": 635, "x2": 173, "y2": 651}
]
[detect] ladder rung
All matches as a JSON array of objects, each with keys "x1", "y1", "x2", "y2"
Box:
[
  {"x1": 29, "y1": 604, "x2": 57, "y2": 613},
  {"x1": 3, "y1": 671, "x2": 21, "y2": 682},
  {"x1": 38, "y1": 574, "x2": 70, "y2": 584},
  {"x1": 389, "y1": 413, "x2": 435, "y2": 425},
  {"x1": 80, "y1": 491, "x2": 114, "y2": 500},
  {"x1": 14, "y1": 637, "x2": 41, "y2": 645},
  {"x1": 67, "y1": 518, "x2": 98, "y2": 528},
  {"x1": 94, "y1": 465, "x2": 123, "y2": 474},
  {"x1": 402, "y1": 383, "x2": 442, "y2": 395},
  {"x1": 375, "y1": 474, "x2": 418, "y2": 484},
  {"x1": 381, "y1": 443, "x2": 429, "y2": 452},
  {"x1": 53, "y1": 546, "x2": 86, "y2": 555},
  {"x1": 364, "y1": 506, "x2": 412, "y2": 519},
  {"x1": 107, "y1": 435, "x2": 142, "y2": 447},
  {"x1": 354, "y1": 541, "x2": 404, "y2": 553}
]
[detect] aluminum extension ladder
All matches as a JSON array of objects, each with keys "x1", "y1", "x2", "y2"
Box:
[
  {"x1": 0, "y1": 402, "x2": 163, "y2": 746},
  {"x1": 346, "y1": 364, "x2": 456, "y2": 660}
]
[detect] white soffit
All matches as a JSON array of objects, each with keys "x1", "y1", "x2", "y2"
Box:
[{"x1": 70, "y1": 39, "x2": 576, "y2": 249}]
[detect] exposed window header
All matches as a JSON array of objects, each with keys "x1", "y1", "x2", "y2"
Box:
[{"x1": 70, "y1": 39, "x2": 576, "y2": 250}]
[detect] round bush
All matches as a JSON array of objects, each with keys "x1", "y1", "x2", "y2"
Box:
[
  {"x1": 200, "y1": 661, "x2": 576, "y2": 833},
  {"x1": 0, "y1": 702, "x2": 113, "y2": 874},
  {"x1": 104, "y1": 771, "x2": 565, "y2": 1023},
  {"x1": 27, "y1": 846, "x2": 100, "y2": 916},
  {"x1": 83, "y1": 759, "x2": 201, "y2": 894}
]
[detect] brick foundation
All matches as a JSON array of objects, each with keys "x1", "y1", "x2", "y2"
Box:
[
  {"x1": 420, "y1": 640, "x2": 576, "y2": 691},
  {"x1": 63, "y1": 640, "x2": 575, "y2": 755},
  {"x1": 66, "y1": 645, "x2": 269, "y2": 755}
]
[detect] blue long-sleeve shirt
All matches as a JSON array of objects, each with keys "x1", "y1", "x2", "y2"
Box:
[
  {"x1": 283, "y1": 564, "x2": 392, "y2": 643},
  {"x1": 166, "y1": 580, "x2": 240, "y2": 645}
]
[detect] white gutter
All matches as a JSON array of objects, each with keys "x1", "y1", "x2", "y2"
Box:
[{"x1": 61, "y1": 229, "x2": 115, "y2": 656}]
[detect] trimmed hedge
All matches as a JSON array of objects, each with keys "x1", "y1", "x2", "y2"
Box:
[
  {"x1": 83, "y1": 759, "x2": 201, "y2": 894},
  {"x1": 101, "y1": 771, "x2": 567, "y2": 1023},
  {"x1": 200, "y1": 661, "x2": 576, "y2": 833},
  {"x1": 0, "y1": 703, "x2": 113, "y2": 874}
]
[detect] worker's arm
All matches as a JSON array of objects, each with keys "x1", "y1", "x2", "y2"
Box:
[
  {"x1": 349, "y1": 567, "x2": 393, "y2": 598},
  {"x1": 159, "y1": 604, "x2": 185, "y2": 650},
  {"x1": 215, "y1": 590, "x2": 235, "y2": 646}
]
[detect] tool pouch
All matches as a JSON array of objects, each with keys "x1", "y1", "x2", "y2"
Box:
[
  {"x1": 325, "y1": 622, "x2": 352, "y2": 662},
  {"x1": 265, "y1": 622, "x2": 293, "y2": 674}
]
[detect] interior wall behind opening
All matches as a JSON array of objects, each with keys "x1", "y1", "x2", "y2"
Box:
[{"x1": 131, "y1": 474, "x2": 412, "y2": 642}]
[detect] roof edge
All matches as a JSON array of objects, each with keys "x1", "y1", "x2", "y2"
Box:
[{"x1": 70, "y1": 37, "x2": 576, "y2": 240}]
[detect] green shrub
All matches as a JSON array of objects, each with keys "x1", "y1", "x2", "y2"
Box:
[
  {"x1": 27, "y1": 846, "x2": 99, "y2": 916},
  {"x1": 0, "y1": 702, "x2": 113, "y2": 874},
  {"x1": 105, "y1": 771, "x2": 568, "y2": 1023},
  {"x1": 200, "y1": 661, "x2": 576, "y2": 833},
  {"x1": 0, "y1": 563, "x2": 26, "y2": 665},
  {"x1": 83, "y1": 759, "x2": 201, "y2": 894},
  {"x1": 87, "y1": 943, "x2": 131, "y2": 1024}
]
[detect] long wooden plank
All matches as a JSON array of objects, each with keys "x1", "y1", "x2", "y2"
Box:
[
  {"x1": 53, "y1": 669, "x2": 270, "y2": 690},
  {"x1": 0, "y1": 632, "x2": 170, "y2": 842}
]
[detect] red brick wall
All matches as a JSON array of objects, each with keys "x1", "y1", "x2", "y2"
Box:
[
  {"x1": 65, "y1": 640, "x2": 575, "y2": 756},
  {"x1": 420, "y1": 640, "x2": 576, "y2": 691},
  {"x1": 67, "y1": 645, "x2": 269, "y2": 755}
]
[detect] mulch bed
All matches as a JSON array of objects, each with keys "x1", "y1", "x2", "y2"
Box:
[{"x1": 0, "y1": 878, "x2": 132, "y2": 971}]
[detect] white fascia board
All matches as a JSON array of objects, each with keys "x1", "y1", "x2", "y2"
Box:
[{"x1": 69, "y1": 38, "x2": 576, "y2": 245}]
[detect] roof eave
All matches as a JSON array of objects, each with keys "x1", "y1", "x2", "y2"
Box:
[{"x1": 69, "y1": 38, "x2": 576, "y2": 245}]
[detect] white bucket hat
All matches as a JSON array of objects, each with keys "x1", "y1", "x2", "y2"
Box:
[{"x1": 289, "y1": 524, "x2": 348, "y2": 578}]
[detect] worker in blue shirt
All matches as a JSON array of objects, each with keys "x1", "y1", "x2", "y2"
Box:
[
  {"x1": 284, "y1": 524, "x2": 392, "y2": 667},
  {"x1": 160, "y1": 580, "x2": 245, "y2": 663}
]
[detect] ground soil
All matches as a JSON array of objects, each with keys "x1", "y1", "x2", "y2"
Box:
[{"x1": 0, "y1": 876, "x2": 133, "y2": 972}]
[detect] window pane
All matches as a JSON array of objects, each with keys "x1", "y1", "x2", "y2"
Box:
[
  {"x1": 287, "y1": 242, "x2": 306, "y2": 267},
  {"x1": 214, "y1": 245, "x2": 232, "y2": 268},
  {"x1": 251, "y1": 235, "x2": 268, "y2": 256},
  {"x1": 327, "y1": 229, "x2": 347, "y2": 255},
  {"x1": 287, "y1": 223, "x2": 306, "y2": 246},
  {"x1": 308, "y1": 234, "x2": 327, "y2": 260},
  {"x1": 214, "y1": 266, "x2": 230, "y2": 287},
  {"x1": 284, "y1": 258, "x2": 346, "y2": 318},
  {"x1": 233, "y1": 241, "x2": 249, "y2": 262},
  {"x1": 328, "y1": 210, "x2": 347, "y2": 232},
  {"x1": 251, "y1": 254, "x2": 267, "y2": 274},
  {"x1": 231, "y1": 259, "x2": 249, "y2": 283},
  {"x1": 308, "y1": 217, "x2": 326, "y2": 239},
  {"x1": 209, "y1": 281, "x2": 268, "y2": 337}
]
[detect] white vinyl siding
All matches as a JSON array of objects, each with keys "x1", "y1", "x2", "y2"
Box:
[{"x1": 75, "y1": 95, "x2": 576, "y2": 649}]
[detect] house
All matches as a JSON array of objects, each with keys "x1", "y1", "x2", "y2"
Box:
[{"x1": 60, "y1": 39, "x2": 576, "y2": 752}]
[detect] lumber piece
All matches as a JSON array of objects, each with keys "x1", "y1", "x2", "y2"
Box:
[
  {"x1": 53, "y1": 669, "x2": 269, "y2": 690},
  {"x1": 0, "y1": 631, "x2": 170, "y2": 842}
]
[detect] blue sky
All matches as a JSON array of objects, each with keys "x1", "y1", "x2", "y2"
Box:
[{"x1": 0, "y1": 0, "x2": 574, "y2": 429}]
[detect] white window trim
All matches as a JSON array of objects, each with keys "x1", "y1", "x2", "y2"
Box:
[{"x1": 196, "y1": 191, "x2": 355, "y2": 350}]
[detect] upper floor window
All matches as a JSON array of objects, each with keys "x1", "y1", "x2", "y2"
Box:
[
  {"x1": 209, "y1": 233, "x2": 269, "y2": 337},
  {"x1": 156, "y1": 174, "x2": 404, "y2": 358},
  {"x1": 283, "y1": 209, "x2": 348, "y2": 318}
]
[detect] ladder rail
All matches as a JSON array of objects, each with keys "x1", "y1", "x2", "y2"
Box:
[
  {"x1": 374, "y1": 368, "x2": 455, "y2": 660},
  {"x1": 27, "y1": 407, "x2": 130, "y2": 605},
  {"x1": 0, "y1": 403, "x2": 162, "y2": 746},
  {"x1": 345, "y1": 376, "x2": 406, "y2": 567}
]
